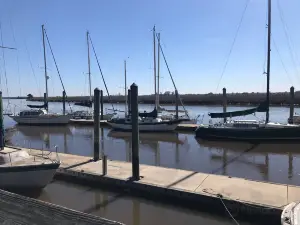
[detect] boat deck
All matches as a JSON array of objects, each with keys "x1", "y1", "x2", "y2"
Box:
[
  {"x1": 0, "y1": 188, "x2": 124, "y2": 225},
  {"x1": 16, "y1": 147, "x2": 300, "y2": 222}
]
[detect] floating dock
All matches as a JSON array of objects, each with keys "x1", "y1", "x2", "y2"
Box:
[
  {"x1": 16, "y1": 147, "x2": 297, "y2": 224},
  {"x1": 0, "y1": 188, "x2": 124, "y2": 225},
  {"x1": 69, "y1": 119, "x2": 198, "y2": 132}
]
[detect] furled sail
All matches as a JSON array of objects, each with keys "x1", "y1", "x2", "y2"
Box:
[
  {"x1": 27, "y1": 102, "x2": 48, "y2": 109},
  {"x1": 208, "y1": 101, "x2": 268, "y2": 119},
  {"x1": 139, "y1": 108, "x2": 158, "y2": 118}
]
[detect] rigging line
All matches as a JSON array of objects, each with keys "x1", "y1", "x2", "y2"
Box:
[
  {"x1": 215, "y1": 0, "x2": 250, "y2": 92},
  {"x1": 277, "y1": 0, "x2": 300, "y2": 80},
  {"x1": 262, "y1": 4, "x2": 268, "y2": 73},
  {"x1": 272, "y1": 37, "x2": 293, "y2": 86},
  {"x1": 155, "y1": 33, "x2": 189, "y2": 118},
  {"x1": 24, "y1": 40, "x2": 41, "y2": 96},
  {"x1": 9, "y1": 19, "x2": 21, "y2": 98},
  {"x1": 88, "y1": 35, "x2": 115, "y2": 111},
  {"x1": 0, "y1": 22, "x2": 10, "y2": 103},
  {"x1": 44, "y1": 30, "x2": 72, "y2": 112}
]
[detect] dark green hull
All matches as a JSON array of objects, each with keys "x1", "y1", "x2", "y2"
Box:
[{"x1": 195, "y1": 126, "x2": 300, "y2": 142}]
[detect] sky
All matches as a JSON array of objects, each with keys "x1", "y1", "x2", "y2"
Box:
[{"x1": 0, "y1": 0, "x2": 300, "y2": 97}]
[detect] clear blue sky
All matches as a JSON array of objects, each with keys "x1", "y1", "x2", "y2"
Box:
[{"x1": 0, "y1": 0, "x2": 300, "y2": 97}]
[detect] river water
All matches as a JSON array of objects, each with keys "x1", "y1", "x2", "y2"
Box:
[{"x1": 3, "y1": 99, "x2": 296, "y2": 225}]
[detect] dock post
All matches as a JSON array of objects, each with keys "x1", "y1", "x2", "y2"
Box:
[
  {"x1": 44, "y1": 92, "x2": 48, "y2": 111},
  {"x1": 131, "y1": 83, "x2": 140, "y2": 180},
  {"x1": 128, "y1": 89, "x2": 131, "y2": 115},
  {"x1": 100, "y1": 90, "x2": 104, "y2": 120},
  {"x1": 62, "y1": 91, "x2": 66, "y2": 115},
  {"x1": 102, "y1": 155, "x2": 107, "y2": 175},
  {"x1": 289, "y1": 86, "x2": 295, "y2": 124},
  {"x1": 223, "y1": 88, "x2": 227, "y2": 123},
  {"x1": 175, "y1": 89, "x2": 179, "y2": 119},
  {"x1": 0, "y1": 91, "x2": 4, "y2": 150},
  {"x1": 93, "y1": 88, "x2": 100, "y2": 161}
]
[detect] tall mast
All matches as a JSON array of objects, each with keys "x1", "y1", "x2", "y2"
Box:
[
  {"x1": 124, "y1": 60, "x2": 127, "y2": 116},
  {"x1": 42, "y1": 25, "x2": 48, "y2": 104},
  {"x1": 87, "y1": 31, "x2": 92, "y2": 102},
  {"x1": 157, "y1": 32, "x2": 160, "y2": 107},
  {"x1": 266, "y1": 0, "x2": 271, "y2": 123},
  {"x1": 153, "y1": 26, "x2": 157, "y2": 109}
]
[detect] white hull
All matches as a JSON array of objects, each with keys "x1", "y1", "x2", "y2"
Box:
[
  {"x1": 108, "y1": 122, "x2": 179, "y2": 132},
  {"x1": 0, "y1": 166, "x2": 58, "y2": 189},
  {"x1": 9, "y1": 114, "x2": 71, "y2": 125}
]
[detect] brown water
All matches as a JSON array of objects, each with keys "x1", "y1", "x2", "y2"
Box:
[{"x1": 27, "y1": 180, "x2": 252, "y2": 225}]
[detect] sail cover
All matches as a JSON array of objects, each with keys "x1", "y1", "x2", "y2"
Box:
[
  {"x1": 139, "y1": 108, "x2": 158, "y2": 118},
  {"x1": 208, "y1": 101, "x2": 268, "y2": 118},
  {"x1": 27, "y1": 102, "x2": 48, "y2": 109}
]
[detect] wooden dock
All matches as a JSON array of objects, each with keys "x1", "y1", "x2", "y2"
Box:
[
  {"x1": 0, "y1": 188, "x2": 124, "y2": 225},
  {"x1": 17, "y1": 147, "x2": 296, "y2": 224},
  {"x1": 69, "y1": 119, "x2": 198, "y2": 132}
]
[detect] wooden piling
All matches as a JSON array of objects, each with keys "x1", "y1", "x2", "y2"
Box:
[
  {"x1": 0, "y1": 91, "x2": 4, "y2": 150},
  {"x1": 128, "y1": 89, "x2": 131, "y2": 115},
  {"x1": 44, "y1": 92, "x2": 48, "y2": 111},
  {"x1": 223, "y1": 88, "x2": 227, "y2": 123},
  {"x1": 100, "y1": 90, "x2": 104, "y2": 120},
  {"x1": 93, "y1": 88, "x2": 100, "y2": 161},
  {"x1": 102, "y1": 155, "x2": 107, "y2": 175},
  {"x1": 62, "y1": 91, "x2": 66, "y2": 115},
  {"x1": 175, "y1": 89, "x2": 179, "y2": 119},
  {"x1": 289, "y1": 86, "x2": 295, "y2": 124},
  {"x1": 130, "y1": 83, "x2": 140, "y2": 180}
]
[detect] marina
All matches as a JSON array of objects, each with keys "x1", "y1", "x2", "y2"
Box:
[{"x1": 1, "y1": 0, "x2": 300, "y2": 224}]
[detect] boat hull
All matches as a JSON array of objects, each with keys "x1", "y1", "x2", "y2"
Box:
[
  {"x1": 107, "y1": 120, "x2": 181, "y2": 132},
  {"x1": 9, "y1": 115, "x2": 71, "y2": 125},
  {"x1": 195, "y1": 126, "x2": 300, "y2": 142},
  {"x1": 0, "y1": 163, "x2": 59, "y2": 190}
]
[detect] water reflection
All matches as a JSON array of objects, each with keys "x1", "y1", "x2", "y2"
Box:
[
  {"x1": 25, "y1": 180, "x2": 252, "y2": 225},
  {"x1": 197, "y1": 139, "x2": 300, "y2": 185},
  {"x1": 107, "y1": 131, "x2": 187, "y2": 166}
]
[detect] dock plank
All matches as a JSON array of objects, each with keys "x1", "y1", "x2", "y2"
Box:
[{"x1": 0, "y1": 188, "x2": 124, "y2": 225}]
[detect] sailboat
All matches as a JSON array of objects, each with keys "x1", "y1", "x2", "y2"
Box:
[
  {"x1": 71, "y1": 31, "x2": 115, "y2": 121},
  {"x1": 195, "y1": 0, "x2": 300, "y2": 141},
  {"x1": 9, "y1": 25, "x2": 71, "y2": 125},
  {"x1": 107, "y1": 28, "x2": 182, "y2": 132},
  {"x1": 0, "y1": 42, "x2": 60, "y2": 190}
]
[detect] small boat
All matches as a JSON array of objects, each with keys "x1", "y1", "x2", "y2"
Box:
[
  {"x1": 9, "y1": 109, "x2": 71, "y2": 125},
  {"x1": 0, "y1": 147, "x2": 60, "y2": 190},
  {"x1": 108, "y1": 108, "x2": 183, "y2": 132},
  {"x1": 195, "y1": 0, "x2": 300, "y2": 142}
]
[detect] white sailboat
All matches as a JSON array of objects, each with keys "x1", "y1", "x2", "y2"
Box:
[
  {"x1": 0, "y1": 42, "x2": 59, "y2": 190},
  {"x1": 0, "y1": 146, "x2": 60, "y2": 190},
  {"x1": 9, "y1": 25, "x2": 71, "y2": 125},
  {"x1": 107, "y1": 27, "x2": 183, "y2": 132},
  {"x1": 71, "y1": 31, "x2": 115, "y2": 121}
]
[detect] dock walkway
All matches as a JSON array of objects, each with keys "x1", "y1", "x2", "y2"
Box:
[{"x1": 22, "y1": 148, "x2": 298, "y2": 223}]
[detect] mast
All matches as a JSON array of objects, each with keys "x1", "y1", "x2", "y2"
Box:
[
  {"x1": 266, "y1": 0, "x2": 271, "y2": 123},
  {"x1": 153, "y1": 26, "x2": 157, "y2": 109},
  {"x1": 87, "y1": 31, "x2": 92, "y2": 102},
  {"x1": 42, "y1": 25, "x2": 48, "y2": 109},
  {"x1": 157, "y1": 32, "x2": 160, "y2": 107},
  {"x1": 124, "y1": 60, "x2": 127, "y2": 116}
]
